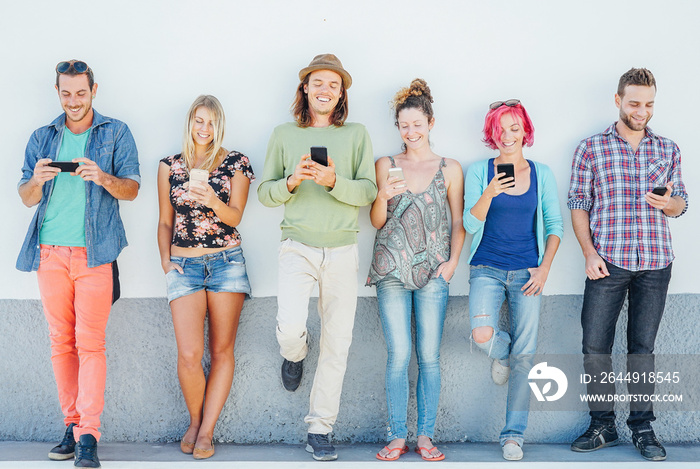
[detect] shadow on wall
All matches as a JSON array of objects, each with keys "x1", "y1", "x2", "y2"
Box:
[{"x1": 0, "y1": 294, "x2": 698, "y2": 443}]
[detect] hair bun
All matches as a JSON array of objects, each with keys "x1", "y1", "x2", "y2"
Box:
[
  {"x1": 392, "y1": 78, "x2": 433, "y2": 109},
  {"x1": 408, "y1": 79, "x2": 433, "y2": 103}
]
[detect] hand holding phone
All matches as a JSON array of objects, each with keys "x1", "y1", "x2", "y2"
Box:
[
  {"x1": 48, "y1": 161, "x2": 80, "y2": 173},
  {"x1": 388, "y1": 167, "x2": 406, "y2": 188},
  {"x1": 651, "y1": 186, "x2": 667, "y2": 196},
  {"x1": 189, "y1": 169, "x2": 209, "y2": 196},
  {"x1": 496, "y1": 163, "x2": 515, "y2": 188},
  {"x1": 310, "y1": 146, "x2": 328, "y2": 166}
]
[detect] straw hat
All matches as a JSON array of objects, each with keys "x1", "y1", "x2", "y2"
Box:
[{"x1": 298, "y1": 53, "x2": 352, "y2": 89}]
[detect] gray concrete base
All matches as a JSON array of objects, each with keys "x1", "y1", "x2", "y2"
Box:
[
  {"x1": 1, "y1": 295, "x2": 699, "y2": 444},
  {"x1": 1, "y1": 441, "x2": 700, "y2": 468}
]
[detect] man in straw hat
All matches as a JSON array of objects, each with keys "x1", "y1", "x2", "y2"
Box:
[{"x1": 258, "y1": 53, "x2": 377, "y2": 461}]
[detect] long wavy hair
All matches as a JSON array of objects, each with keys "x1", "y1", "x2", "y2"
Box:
[
  {"x1": 292, "y1": 75, "x2": 348, "y2": 128},
  {"x1": 182, "y1": 95, "x2": 227, "y2": 172}
]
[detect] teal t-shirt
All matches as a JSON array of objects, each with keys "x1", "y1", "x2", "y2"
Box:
[{"x1": 39, "y1": 128, "x2": 89, "y2": 246}]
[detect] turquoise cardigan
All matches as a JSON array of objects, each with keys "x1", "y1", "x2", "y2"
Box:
[{"x1": 462, "y1": 159, "x2": 564, "y2": 265}]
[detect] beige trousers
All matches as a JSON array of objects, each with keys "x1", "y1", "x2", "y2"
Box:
[{"x1": 276, "y1": 238, "x2": 359, "y2": 434}]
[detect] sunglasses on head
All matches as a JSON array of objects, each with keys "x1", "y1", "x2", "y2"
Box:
[
  {"x1": 489, "y1": 99, "x2": 521, "y2": 110},
  {"x1": 56, "y1": 60, "x2": 90, "y2": 74}
]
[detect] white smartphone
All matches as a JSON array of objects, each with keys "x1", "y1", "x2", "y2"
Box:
[
  {"x1": 189, "y1": 169, "x2": 209, "y2": 195},
  {"x1": 388, "y1": 167, "x2": 406, "y2": 189},
  {"x1": 388, "y1": 167, "x2": 404, "y2": 180}
]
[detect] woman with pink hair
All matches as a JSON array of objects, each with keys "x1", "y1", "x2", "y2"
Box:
[{"x1": 463, "y1": 100, "x2": 563, "y2": 460}]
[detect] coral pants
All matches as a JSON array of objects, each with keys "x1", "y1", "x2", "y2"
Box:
[{"x1": 37, "y1": 245, "x2": 112, "y2": 441}]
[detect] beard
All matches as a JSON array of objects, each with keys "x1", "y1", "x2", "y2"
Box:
[
  {"x1": 619, "y1": 109, "x2": 650, "y2": 132},
  {"x1": 64, "y1": 103, "x2": 92, "y2": 123}
]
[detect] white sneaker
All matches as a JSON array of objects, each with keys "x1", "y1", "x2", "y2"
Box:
[
  {"x1": 502, "y1": 442, "x2": 523, "y2": 461},
  {"x1": 491, "y1": 359, "x2": 510, "y2": 385}
]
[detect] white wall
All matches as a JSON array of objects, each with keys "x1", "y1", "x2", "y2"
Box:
[{"x1": 2, "y1": 0, "x2": 698, "y2": 299}]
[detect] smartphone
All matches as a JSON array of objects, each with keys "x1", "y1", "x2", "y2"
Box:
[
  {"x1": 388, "y1": 167, "x2": 407, "y2": 189},
  {"x1": 388, "y1": 167, "x2": 404, "y2": 180},
  {"x1": 48, "y1": 161, "x2": 79, "y2": 172},
  {"x1": 496, "y1": 163, "x2": 515, "y2": 187},
  {"x1": 651, "y1": 186, "x2": 667, "y2": 196},
  {"x1": 188, "y1": 168, "x2": 209, "y2": 196},
  {"x1": 310, "y1": 146, "x2": 328, "y2": 166}
]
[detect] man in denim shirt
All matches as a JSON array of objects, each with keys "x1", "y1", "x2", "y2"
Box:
[{"x1": 17, "y1": 60, "x2": 139, "y2": 468}]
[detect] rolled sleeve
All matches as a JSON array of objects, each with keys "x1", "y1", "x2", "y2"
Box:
[
  {"x1": 112, "y1": 122, "x2": 140, "y2": 184},
  {"x1": 667, "y1": 143, "x2": 688, "y2": 218},
  {"x1": 18, "y1": 131, "x2": 42, "y2": 190},
  {"x1": 567, "y1": 140, "x2": 593, "y2": 212}
]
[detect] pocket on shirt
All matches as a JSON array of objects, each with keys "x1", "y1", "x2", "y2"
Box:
[{"x1": 648, "y1": 156, "x2": 670, "y2": 186}]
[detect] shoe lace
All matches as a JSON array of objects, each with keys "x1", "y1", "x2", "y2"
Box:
[
  {"x1": 636, "y1": 430, "x2": 661, "y2": 447},
  {"x1": 60, "y1": 426, "x2": 75, "y2": 446},
  {"x1": 311, "y1": 433, "x2": 333, "y2": 450},
  {"x1": 581, "y1": 425, "x2": 607, "y2": 439},
  {"x1": 76, "y1": 442, "x2": 96, "y2": 460},
  {"x1": 288, "y1": 360, "x2": 302, "y2": 373}
]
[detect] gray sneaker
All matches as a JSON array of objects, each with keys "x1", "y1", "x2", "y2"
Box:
[
  {"x1": 306, "y1": 433, "x2": 338, "y2": 461},
  {"x1": 632, "y1": 427, "x2": 666, "y2": 461},
  {"x1": 571, "y1": 423, "x2": 619, "y2": 452}
]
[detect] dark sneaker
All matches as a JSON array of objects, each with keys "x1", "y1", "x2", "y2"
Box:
[
  {"x1": 281, "y1": 358, "x2": 303, "y2": 391},
  {"x1": 74, "y1": 434, "x2": 100, "y2": 468},
  {"x1": 306, "y1": 432, "x2": 338, "y2": 461},
  {"x1": 49, "y1": 423, "x2": 77, "y2": 460},
  {"x1": 632, "y1": 427, "x2": 667, "y2": 461},
  {"x1": 571, "y1": 423, "x2": 619, "y2": 452}
]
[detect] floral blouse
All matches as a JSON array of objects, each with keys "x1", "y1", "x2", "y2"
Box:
[{"x1": 161, "y1": 151, "x2": 255, "y2": 248}]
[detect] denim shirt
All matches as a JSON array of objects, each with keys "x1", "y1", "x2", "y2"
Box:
[{"x1": 17, "y1": 109, "x2": 140, "y2": 271}]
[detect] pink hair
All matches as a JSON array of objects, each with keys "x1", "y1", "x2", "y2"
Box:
[{"x1": 482, "y1": 104, "x2": 535, "y2": 150}]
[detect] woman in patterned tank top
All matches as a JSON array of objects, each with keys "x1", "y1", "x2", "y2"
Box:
[{"x1": 368, "y1": 79, "x2": 465, "y2": 462}]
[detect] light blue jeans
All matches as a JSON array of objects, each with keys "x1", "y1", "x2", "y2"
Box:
[
  {"x1": 376, "y1": 275, "x2": 449, "y2": 441},
  {"x1": 468, "y1": 265, "x2": 540, "y2": 447}
]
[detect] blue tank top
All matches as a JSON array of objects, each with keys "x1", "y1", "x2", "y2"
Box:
[{"x1": 470, "y1": 159, "x2": 539, "y2": 270}]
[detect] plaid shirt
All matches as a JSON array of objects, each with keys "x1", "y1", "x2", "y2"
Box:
[{"x1": 568, "y1": 123, "x2": 688, "y2": 271}]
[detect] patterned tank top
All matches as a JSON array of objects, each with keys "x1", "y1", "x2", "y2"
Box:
[{"x1": 367, "y1": 157, "x2": 451, "y2": 290}]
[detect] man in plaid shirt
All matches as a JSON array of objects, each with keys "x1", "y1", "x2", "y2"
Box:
[{"x1": 568, "y1": 68, "x2": 688, "y2": 461}]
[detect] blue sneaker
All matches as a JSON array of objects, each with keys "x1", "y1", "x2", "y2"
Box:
[
  {"x1": 49, "y1": 423, "x2": 76, "y2": 460},
  {"x1": 74, "y1": 434, "x2": 100, "y2": 468}
]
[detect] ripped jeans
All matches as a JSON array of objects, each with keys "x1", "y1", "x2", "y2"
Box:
[{"x1": 468, "y1": 265, "x2": 540, "y2": 447}]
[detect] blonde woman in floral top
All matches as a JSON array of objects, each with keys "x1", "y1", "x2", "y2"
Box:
[{"x1": 157, "y1": 95, "x2": 254, "y2": 460}]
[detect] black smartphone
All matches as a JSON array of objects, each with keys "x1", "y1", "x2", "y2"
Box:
[
  {"x1": 310, "y1": 146, "x2": 328, "y2": 166},
  {"x1": 651, "y1": 186, "x2": 667, "y2": 196},
  {"x1": 48, "y1": 161, "x2": 79, "y2": 172},
  {"x1": 496, "y1": 163, "x2": 515, "y2": 187}
]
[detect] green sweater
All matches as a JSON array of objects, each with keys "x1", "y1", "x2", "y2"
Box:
[{"x1": 257, "y1": 122, "x2": 377, "y2": 247}]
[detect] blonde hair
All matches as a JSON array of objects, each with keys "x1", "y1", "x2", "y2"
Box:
[{"x1": 182, "y1": 95, "x2": 227, "y2": 172}]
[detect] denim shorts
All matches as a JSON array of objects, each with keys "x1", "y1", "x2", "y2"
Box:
[{"x1": 165, "y1": 246, "x2": 252, "y2": 302}]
